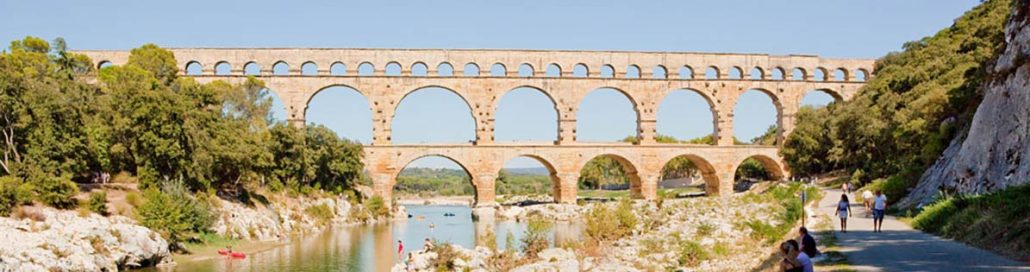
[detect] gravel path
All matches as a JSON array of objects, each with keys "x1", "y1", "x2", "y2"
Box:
[{"x1": 815, "y1": 188, "x2": 1028, "y2": 272}]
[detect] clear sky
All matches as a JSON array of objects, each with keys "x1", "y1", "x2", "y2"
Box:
[{"x1": 0, "y1": 0, "x2": 981, "y2": 169}]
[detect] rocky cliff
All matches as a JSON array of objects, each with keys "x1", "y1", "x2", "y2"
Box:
[{"x1": 903, "y1": 1, "x2": 1030, "y2": 208}]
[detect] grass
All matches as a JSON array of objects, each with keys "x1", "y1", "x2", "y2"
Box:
[
  {"x1": 813, "y1": 214, "x2": 855, "y2": 272},
  {"x1": 909, "y1": 184, "x2": 1030, "y2": 262},
  {"x1": 577, "y1": 189, "x2": 629, "y2": 199}
]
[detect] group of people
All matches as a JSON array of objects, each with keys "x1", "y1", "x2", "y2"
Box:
[
  {"x1": 779, "y1": 227, "x2": 819, "y2": 272},
  {"x1": 398, "y1": 238, "x2": 435, "y2": 271},
  {"x1": 834, "y1": 184, "x2": 889, "y2": 233}
]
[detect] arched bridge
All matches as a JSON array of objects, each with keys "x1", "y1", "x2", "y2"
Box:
[{"x1": 78, "y1": 48, "x2": 874, "y2": 206}]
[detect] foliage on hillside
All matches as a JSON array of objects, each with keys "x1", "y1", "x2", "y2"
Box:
[
  {"x1": 0, "y1": 38, "x2": 366, "y2": 213},
  {"x1": 910, "y1": 184, "x2": 1030, "y2": 261},
  {"x1": 781, "y1": 0, "x2": 1011, "y2": 192}
]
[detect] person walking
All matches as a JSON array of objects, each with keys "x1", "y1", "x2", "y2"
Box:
[
  {"x1": 397, "y1": 240, "x2": 404, "y2": 259},
  {"x1": 834, "y1": 194, "x2": 853, "y2": 232},
  {"x1": 872, "y1": 190, "x2": 888, "y2": 232},
  {"x1": 862, "y1": 189, "x2": 874, "y2": 217}
]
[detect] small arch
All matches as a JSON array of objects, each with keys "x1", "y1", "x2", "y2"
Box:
[
  {"x1": 659, "y1": 154, "x2": 719, "y2": 196},
  {"x1": 578, "y1": 154, "x2": 642, "y2": 199},
  {"x1": 791, "y1": 67, "x2": 807, "y2": 81},
  {"x1": 546, "y1": 63, "x2": 561, "y2": 77},
  {"x1": 625, "y1": 65, "x2": 641, "y2": 78},
  {"x1": 833, "y1": 68, "x2": 848, "y2": 81},
  {"x1": 498, "y1": 155, "x2": 559, "y2": 202},
  {"x1": 330, "y1": 62, "x2": 346, "y2": 76},
  {"x1": 215, "y1": 61, "x2": 232, "y2": 75},
  {"x1": 490, "y1": 63, "x2": 507, "y2": 77},
  {"x1": 572, "y1": 63, "x2": 588, "y2": 77},
  {"x1": 518, "y1": 63, "x2": 534, "y2": 77},
  {"x1": 749, "y1": 67, "x2": 764, "y2": 80},
  {"x1": 705, "y1": 66, "x2": 719, "y2": 79},
  {"x1": 411, "y1": 62, "x2": 429, "y2": 76},
  {"x1": 679, "y1": 65, "x2": 694, "y2": 79},
  {"x1": 600, "y1": 64, "x2": 615, "y2": 78},
  {"x1": 463, "y1": 63, "x2": 480, "y2": 77},
  {"x1": 770, "y1": 67, "x2": 785, "y2": 80},
  {"x1": 358, "y1": 62, "x2": 375, "y2": 76},
  {"x1": 395, "y1": 155, "x2": 476, "y2": 200},
  {"x1": 437, "y1": 62, "x2": 454, "y2": 76},
  {"x1": 185, "y1": 61, "x2": 203, "y2": 75},
  {"x1": 272, "y1": 61, "x2": 289, "y2": 76},
  {"x1": 301, "y1": 61, "x2": 318, "y2": 76},
  {"x1": 97, "y1": 61, "x2": 113, "y2": 69},
  {"x1": 813, "y1": 67, "x2": 828, "y2": 81},
  {"x1": 243, "y1": 62, "x2": 261, "y2": 75},
  {"x1": 733, "y1": 155, "x2": 785, "y2": 191},
  {"x1": 728, "y1": 66, "x2": 743, "y2": 79},
  {"x1": 854, "y1": 69, "x2": 868, "y2": 81},
  {"x1": 385, "y1": 62, "x2": 402, "y2": 76},
  {"x1": 652, "y1": 65, "x2": 668, "y2": 79}
]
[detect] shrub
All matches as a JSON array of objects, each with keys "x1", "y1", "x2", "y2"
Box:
[
  {"x1": 429, "y1": 243, "x2": 463, "y2": 271},
  {"x1": 695, "y1": 222, "x2": 715, "y2": 238},
  {"x1": 366, "y1": 196, "x2": 390, "y2": 218},
  {"x1": 0, "y1": 176, "x2": 26, "y2": 216},
  {"x1": 614, "y1": 198, "x2": 637, "y2": 235},
  {"x1": 675, "y1": 238, "x2": 709, "y2": 267},
  {"x1": 304, "y1": 203, "x2": 334, "y2": 225},
  {"x1": 12, "y1": 206, "x2": 45, "y2": 221},
  {"x1": 35, "y1": 175, "x2": 78, "y2": 209},
  {"x1": 521, "y1": 216, "x2": 552, "y2": 259},
  {"x1": 585, "y1": 204, "x2": 618, "y2": 242},
  {"x1": 125, "y1": 191, "x2": 142, "y2": 207},
  {"x1": 136, "y1": 181, "x2": 213, "y2": 246},
  {"x1": 88, "y1": 191, "x2": 109, "y2": 216}
]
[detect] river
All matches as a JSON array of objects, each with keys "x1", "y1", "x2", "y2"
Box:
[{"x1": 169, "y1": 205, "x2": 582, "y2": 272}]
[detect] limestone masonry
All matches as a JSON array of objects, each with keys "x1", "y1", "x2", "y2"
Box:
[{"x1": 76, "y1": 48, "x2": 875, "y2": 206}]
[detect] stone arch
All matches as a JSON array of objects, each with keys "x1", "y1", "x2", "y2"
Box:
[
  {"x1": 185, "y1": 61, "x2": 202, "y2": 75},
  {"x1": 659, "y1": 154, "x2": 720, "y2": 195},
  {"x1": 733, "y1": 88, "x2": 784, "y2": 144},
  {"x1": 734, "y1": 154, "x2": 786, "y2": 182},
  {"x1": 749, "y1": 67, "x2": 764, "y2": 80},
  {"x1": 728, "y1": 66, "x2": 743, "y2": 79},
  {"x1": 493, "y1": 86, "x2": 560, "y2": 142},
  {"x1": 97, "y1": 60, "x2": 113, "y2": 69},
  {"x1": 391, "y1": 85, "x2": 478, "y2": 144},
  {"x1": 791, "y1": 67, "x2": 807, "y2": 81},
  {"x1": 301, "y1": 61, "x2": 318, "y2": 76},
  {"x1": 652, "y1": 65, "x2": 668, "y2": 79},
  {"x1": 577, "y1": 153, "x2": 644, "y2": 199},
  {"x1": 411, "y1": 62, "x2": 429, "y2": 76},
  {"x1": 358, "y1": 62, "x2": 375, "y2": 76},
  {"x1": 679, "y1": 65, "x2": 694, "y2": 79},
  {"x1": 393, "y1": 154, "x2": 478, "y2": 200},
  {"x1": 770, "y1": 67, "x2": 785, "y2": 80},
  {"x1": 572, "y1": 63, "x2": 589, "y2": 77},
  {"x1": 854, "y1": 68, "x2": 868, "y2": 81},
  {"x1": 498, "y1": 154, "x2": 561, "y2": 202},
  {"x1": 272, "y1": 61, "x2": 290, "y2": 76},
  {"x1": 833, "y1": 68, "x2": 848, "y2": 81},
  {"x1": 385, "y1": 62, "x2": 403, "y2": 76},
  {"x1": 463, "y1": 63, "x2": 480, "y2": 76},
  {"x1": 330, "y1": 62, "x2": 346, "y2": 75},
  {"x1": 518, "y1": 63, "x2": 534, "y2": 77},
  {"x1": 705, "y1": 66, "x2": 719, "y2": 79},
  {"x1": 304, "y1": 84, "x2": 372, "y2": 116},
  {"x1": 600, "y1": 64, "x2": 615, "y2": 78},
  {"x1": 813, "y1": 67, "x2": 828, "y2": 81},
  {"x1": 490, "y1": 63, "x2": 507, "y2": 77},
  {"x1": 546, "y1": 63, "x2": 562, "y2": 77},
  {"x1": 625, "y1": 65, "x2": 641, "y2": 78},
  {"x1": 437, "y1": 62, "x2": 455, "y2": 76},
  {"x1": 244, "y1": 61, "x2": 261, "y2": 75},
  {"x1": 576, "y1": 87, "x2": 642, "y2": 142},
  {"x1": 799, "y1": 88, "x2": 843, "y2": 108},
  {"x1": 215, "y1": 61, "x2": 232, "y2": 75},
  {"x1": 304, "y1": 85, "x2": 374, "y2": 143},
  {"x1": 656, "y1": 88, "x2": 718, "y2": 144}
]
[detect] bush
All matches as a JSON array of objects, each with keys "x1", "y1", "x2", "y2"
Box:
[
  {"x1": 304, "y1": 203, "x2": 334, "y2": 225},
  {"x1": 856, "y1": 176, "x2": 911, "y2": 205},
  {"x1": 0, "y1": 176, "x2": 27, "y2": 216},
  {"x1": 136, "y1": 181, "x2": 213, "y2": 246},
  {"x1": 675, "y1": 238, "x2": 709, "y2": 267},
  {"x1": 88, "y1": 191, "x2": 108, "y2": 215},
  {"x1": 35, "y1": 175, "x2": 78, "y2": 209},
  {"x1": 585, "y1": 204, "x2": 618, "y2": 242},
  {"x1": 125, "y1": 191, "x2": 142, "y2": 207},
  {"x1": 615, "y1": 198, "x2": 637, "y2": 235},
  {"x1": 520, "y1": 216, "x2": 552, "y2": 259},
  {"x1": 429, "y1": 243, "x2": 464, "y2": 271},
  {"x1": 366, "y1": 196, "x2": 390, "y2": 218},
  {"x1": 910, "y1": 184, "x2": 1030, "y2": 260}
]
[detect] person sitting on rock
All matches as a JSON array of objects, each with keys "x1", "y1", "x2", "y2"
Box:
[{"x1": 423, "y1": 238, "x2": 434, "y2": 251}]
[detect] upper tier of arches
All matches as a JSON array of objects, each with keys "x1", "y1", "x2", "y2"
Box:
[{"x1": 80, "y1": 48, "x2": 875, "y2": 82}]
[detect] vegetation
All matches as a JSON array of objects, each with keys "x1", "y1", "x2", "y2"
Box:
[
  {"x1": 0, "y1": 37, "x2": 365, "y2": 215},
  {"x1": 781, "y1": 0, "x2": 1011, "y2": 194},
  {"x1": 911, "y1": 184, "x2": 1030, "y2": 261},
  {"x1": 394, "y1": 167, "x2": 473, "y2": 196},
  {"x1": 520, "y1": 215, "x2": 552, "y2": 259},
  {"x1": 136, "y1": 181, "x2": 214, "y2": 247},
  {"x1": 304, "y1": 203, "x2": 335, "y2": 226},
  {"x1": 496, "y1": 169, "x2": 550, "y2": 196},
  {"x1": 740, "y1": 183, "x2": 820, "y2": 245},
  {"x1": 88, "y1": 191, "x2": 108, "y2": 215},
  {"x1": 584, "y1": 198, "x2": 637, "y2": 242}
]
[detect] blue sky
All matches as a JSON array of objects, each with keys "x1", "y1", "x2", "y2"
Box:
[{"x1": 0, "y1": 0, "x2": 981, "y2": 169}]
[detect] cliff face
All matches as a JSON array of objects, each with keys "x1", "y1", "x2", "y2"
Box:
[{"x1": 903, "y1": 1, "x2": 1030, "y2": 208}]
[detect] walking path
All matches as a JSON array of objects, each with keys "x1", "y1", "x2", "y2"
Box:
[{"x1": 815, "y1": 188, "x2": 1028, "y2": 272}]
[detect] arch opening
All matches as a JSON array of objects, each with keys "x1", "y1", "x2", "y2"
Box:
[
  {"x1": 185, "y1": 61, "x2": 202, "y2": 75},
  {"x1": 854, "y1": 69, "x2": 868, "y2": 81},
  {"x1": 272, "y1": 61, "x2": 289, "y2": 76},
  {"x1": 770, "y1": 67, "x2": 785, "y2": 80},
  {"x1": 244, "y1": 62, "x2": 261, "y2": 76},
  {"x1": 215, "y1": 62, "x2": 232, "y2": 75},
  {"x1": 652, "y1": 65, "x2": 667, "y2": 79},
  {"x1": 679, "y1": 66, "x2": 694, "y2": 79},
  {"x1": 497, "y1": 156, "x2": 558, "y2": 203},
  {"x1": 97, "y1": 60, "x2": 113, "y2": 69},
  {"x1": 411, "y1": 62, "x2": 429, "y2": 76},
  {"x1": 734, "y1": 89, "x2": 781, "y2": 145},
  {"x1": 625, "y1": 65, "x2": 641, "y2": 78},
  {"x1": 599, "y1": 65, "x2": 615, "y2": 78},
  {"x1": 791, "y1": 68, "x2": 806, "y2": 81},
  {"x1": 305, "y1": 85, "x2": 374, "y2": 144},
  {"x1": 659, "y1": 154, "x2": 718, "y2": 197},
  {"x1": 705, "y1": 66, "x2": 719, "y2": 79},
  {"x1": 330, "y1": 62, "x2": 346, "y2": 76},
  {"x1": 395, "y1": 155, "x2": 475, "y2": 201},
  {"x1": 392, "y1": 87, "x2": 476, "y2": 144},
  {"x1": 656, "y1": 89, "x2": 716, "y2": 145},
  {"x1": 728, "y1": 66, "x2": 743, "y2": 79},
  {"x1": 572, "y1": 64, "x2": 588, "y2": 77},
  {"x1": 518, "y1": 63, "x2": 534, "y2": 77},
  {"x1": 577, "y1": 88, "x2": 639, "y2": 142},
  {"x1": 833, "y1": 68, "x2": 847, "y2": 81},
  {"x1": 546, "y1": 63, "x2": 561, "y2": 77},
  {"x1": 358, "y1": 62, "x2": 375, "y2": 76},
  {"x1": 813, "y1": 68, "x2": 827, "y2": 81},
  {"x1": 301, "y1": 62, "x2": 318, "y2": 76},
  {"x1": 463, "y1": 63, "x2": 480, "y2": 77},
  {"x1": 264, "y1": 88, "x2": 288, "y2": 123},
  {"x1": 733, "y1": 155, "x2": 785, "y2": 192},
  {"x1": 750, "y1": 67, "x2": 764, "y2": 80},
  {"x1": 385, "y1": 62, "x2": 402, "y2": 76},
  {"x1": 578, "y1": 154, "x2": 640, "y2": 200},
  {"x1": 494, "y1": 87, "x2": 558, "y2": 143},
  {"x1": 437, "y1": 62, "x2": 454, "y2": 76},
  {"x1": 490, "y1": 63, "x2": 507, "y2": 77}
]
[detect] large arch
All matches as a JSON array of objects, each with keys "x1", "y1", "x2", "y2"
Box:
[
  {"x1": 656, "y1": 88, "x2": 717, "y2": 144},
  {"x1": 494, "y1": 86, "x2": 559, "y2": 143},
  {"x1": 577, "y1": 153, "x2": 643, "y2": 199},
  {"x1": 733, "y1": 88, "x2": 783, "y2": 145},
  {"x1": 304, "y1": 85, "x2": 374, "y2": 143},
  {"x1": 391, "y1": 86, "x2": 477, "y2": 144},
  {"x1": 497, "y1": 154, "x2": 560, "y2": 203},
  {"x1": 733, "y1": 154, "x2": 786, "y2": 192},
  {"x1": 659, "y1": 154, "x2": 720, "y2": 196},
  {"x1": 576, "y1": 87, "x2": 641, "y2": 142},
  {"x1": 393, "y1": 154, "x2": 476, "y2": 201},
  {"x1": 800, "y1": 88, "x2": 843, "y2": 108}
]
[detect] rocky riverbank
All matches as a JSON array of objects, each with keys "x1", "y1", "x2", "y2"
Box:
[
  {"x1": 0, "y1": 206, "x2": 172, "y2": 271},
  {"x1": 394, "y1": 185, "x2": 801, "y2": 272}
]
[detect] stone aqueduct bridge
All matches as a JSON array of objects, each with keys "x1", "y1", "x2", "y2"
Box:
[{"x1": 78, "y1": 48, "x2": 875, "y2": 206}]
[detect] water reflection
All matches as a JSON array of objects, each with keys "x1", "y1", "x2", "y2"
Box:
[{"x1": 169, "y1": 205, "x2": 582, "y2": 272}]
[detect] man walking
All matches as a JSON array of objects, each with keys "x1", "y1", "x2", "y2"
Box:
[{"x1": 872, "y1": 190, "x2": 887, "y2": 232}]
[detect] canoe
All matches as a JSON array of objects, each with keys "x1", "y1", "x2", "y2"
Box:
[{"x1": 230, "y1": 252, "x2": 246, "y2": 258}]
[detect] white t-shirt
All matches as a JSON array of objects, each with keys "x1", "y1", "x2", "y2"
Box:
[
  {"x1": 797, "y1": 252, "x2": 815, "y2": 272},
  {"x1": 874, "y1": 194, "x2": 887, "y2": 210},
  {"x1": 863, "y1": 190, "x2": 874, "y2": 200}
]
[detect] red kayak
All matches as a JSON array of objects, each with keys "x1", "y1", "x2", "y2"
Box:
[{"x1": 230, "y1": 252, "x2": 246, "y2": 259}]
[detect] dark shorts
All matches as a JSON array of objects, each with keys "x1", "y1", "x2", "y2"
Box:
[{"x1": 873, "y1": 209, "x2": 886, "y2": 220}]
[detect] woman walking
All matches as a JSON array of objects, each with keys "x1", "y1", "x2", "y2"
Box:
[{"x1": 834, "y1": 194, "x2": 853, "y2": 233}]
